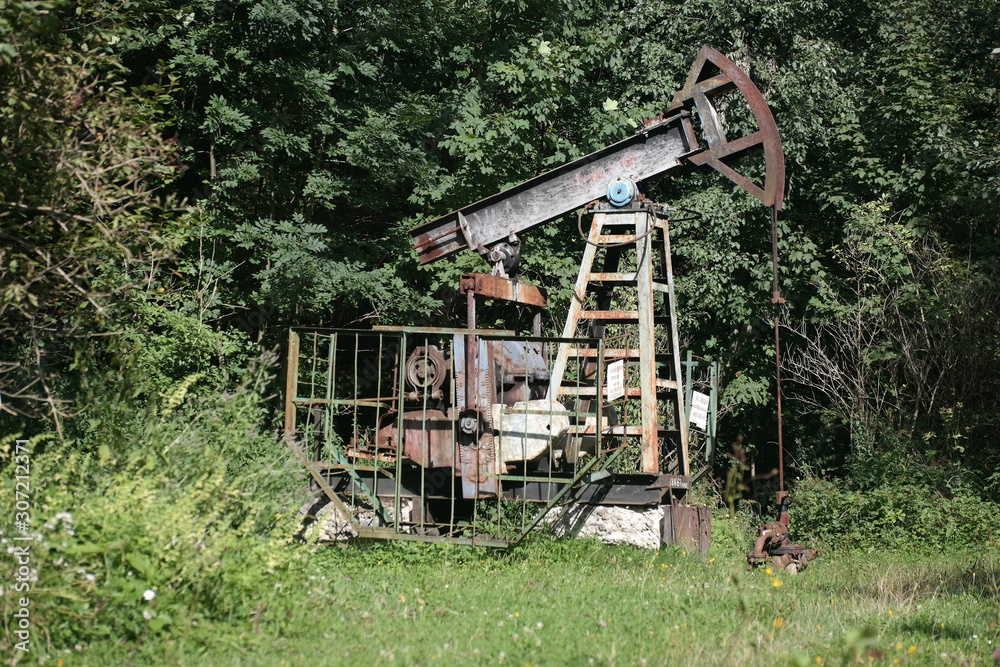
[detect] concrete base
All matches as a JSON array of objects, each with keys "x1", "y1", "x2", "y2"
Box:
[
  {"x1": 544, "y1": 504, "x2": 665, "y2": 550},
  {"x1": 299, "y1": 496, "x2": 413, "y2": 542}
]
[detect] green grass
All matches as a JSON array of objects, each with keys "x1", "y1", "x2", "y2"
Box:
[{"x1": 69, "y1": 532, "x2": 1000, "y2": 666}]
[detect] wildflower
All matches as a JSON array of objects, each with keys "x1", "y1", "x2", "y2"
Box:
[
  {"x1": 599, "y1": 620, "x2": 607, "y2": 627},
  {"x1": 772, "y1": 578, "x2": 783, "y2": 588},
  {"x1": 143, "y1": 589, "x2": 156, "y2": 601},
  {"x1": 815, "y1": 658, "x2": 822, "y2": 664},
  {"x1": 896, "y1": 643, "x2": 903, "y2": 650},
  {"x1": 142, "y1": 610, "x2": 153, "y2": 620},
  {"x1": 908, "y1": 646, "x2": 916, "y2": 654},
  {"x1": 764, "y1": 567, "x2": 773, "y2": 575},
  {"x1": 887, "y1": 610, "x2": 893, "y2": 615},
  {"x1": 774, "y1": 618, "x2": 784, "y2": 629}
]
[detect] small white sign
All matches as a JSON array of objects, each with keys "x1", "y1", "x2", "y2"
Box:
[
  {"x1": 689, "y1": 391, "x2": 710, "y2": 430},
  {"x1": 606, "y1": 360, "x2": 625, "y2": 401}
]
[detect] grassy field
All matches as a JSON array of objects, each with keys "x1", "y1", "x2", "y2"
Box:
[{"x1": 70, "y1": 526, "x2": 1000, "y2": 667}]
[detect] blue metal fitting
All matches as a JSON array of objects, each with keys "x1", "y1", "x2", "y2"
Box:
[{"x1": 606, "y1": 177, "x2": 635, "y2": 207}]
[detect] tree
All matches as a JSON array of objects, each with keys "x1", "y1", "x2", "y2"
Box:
[{"x1": 0, "y1": 0, "x2": 180, "y2": 431}]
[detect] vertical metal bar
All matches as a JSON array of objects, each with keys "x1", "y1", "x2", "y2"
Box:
[
  {"x1": 331, "y1": 332, "x2": 339, "y2": 404},
  {"x1": 449, "y1": 346, "x2": 457, "y2": 535},
  {"x1": 324, "y1": 335, "x2": 336, "y2": 473},
  {"x1": 352, "y1": 334, "x2": 360, "y2": 511},
  {"x1": 660, "y1": 215, "x2": 690, "y2": 476},
  {"x1": 395, "y1": 332, "x2": 406, "y2": 533},
  {"x1": 596, "y1": 338, "x2": 604, "y2": 456},
  {"x1": 309, "y1": 333, "x2": 318, "y2": 404},
  {"x1": 374, "y1": 333, "x2": 382, "y2": 422},
  {"x1": 635, "y1": 211, "x2": 659, "y2": 473},
  {"x1": 465, "y1": 332, "x2": 478, "y2": 416},
  {"x1": 420, "y1": 340, "x2": 428, "y2": 535},
  {"x1": 684, "y1": 350, "x2": 694, "y2": 424},
  {"x1": 770, "y1": 205, "x2": 786, "y2": 493},
  {"x1": 708, "y1": 359, "x2": 719, "y2": 467},
  {"x1": 283, "y1": 330, "x2": 299, "y2": 439},
  {"x1": 467, "y1": 289, "x2": 476, "y2": 330}
]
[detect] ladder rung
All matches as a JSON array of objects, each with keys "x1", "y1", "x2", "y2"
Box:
[
  {"x1": 564, "y1": 349, "x2": 678, "y2": 361},
  {"x1": 568, "y1": 425, "x2": 643, "y2": 436},
  {"x1": 578, "y1": 310, "x2": 639, "y2": 320},
  {"x1": 566, "y1": 348, "x2": 640, "y2": 359},
  {"x1": 558, "y1": 380, "x2": 679, "y2": 393},
  {"x1": 557, "y1": 386, "x2": 643, "y2": 397},
  {"x1": 652, "y1": 281, "x2": 670, "y2": 293},
  {"x1": 576, "y1": 312, "x2": 673, "y2": 324},
  {"x1": 588, "y1": 272, "x2": 637, "y2": 283},
  {"x1": 596, "y1": 235, "x2": 639, "y2": 244},
  {"x1": 567, "y1": 425, "x2": 685, "y2": 436}
]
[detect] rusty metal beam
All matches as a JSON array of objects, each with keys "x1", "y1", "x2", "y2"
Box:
[
  {"x1": 411, "y1": 45, "x2": 785, "y2": 265},
  {"x1": 459, "y1": 273, "x2": 547, "y2": 308}
]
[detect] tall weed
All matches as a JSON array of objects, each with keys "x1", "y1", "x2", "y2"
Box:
[{"x1": 0, "y1": 354, "x2": 310, "y2": 654}]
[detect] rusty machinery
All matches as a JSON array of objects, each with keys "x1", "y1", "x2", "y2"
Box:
[{"x1": 284, "y1": 46, "x2": 812, "y2": 561}]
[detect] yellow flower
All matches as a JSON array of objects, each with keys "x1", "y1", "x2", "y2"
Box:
[
  {"x1": 815, "y1": 625, "x2": 822, "y2": 630},
  {"x1": 908, "y1": 646, "x2": 916, "y2": 654},
  {"x1": 774, "y1": 618, "x2": 784, "y2": 629},
  {"x1": 772, "y1": 578, "x2": 783, "y2": 588},
  {"x1": 815, "y1": 657, "x2": 822, "y2": 664},
  {"x1": 764, "y1": 567, "x2": 773, "y2": 575},
  {"x1": 896, "y1": 643, "x2": 903, "y2": 650},
  {"x1": 887, "y1": 610, "x2": 893, "y2": 615}
]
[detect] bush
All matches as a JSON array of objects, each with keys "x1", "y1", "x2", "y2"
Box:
[
  {"x1": 790, "y1": 474, "x2": 1000, "y2": 551},
  {"x1": 0, "y1": 355, "x2": 311, "y2": 655}
]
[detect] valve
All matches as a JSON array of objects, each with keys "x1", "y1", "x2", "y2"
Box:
[{"x1": 606, "y1": 177, "x2": 636, "y2": 207}]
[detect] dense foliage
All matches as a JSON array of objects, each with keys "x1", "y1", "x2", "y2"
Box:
[{"x1": 1, "y1": 0, "x2": 999, "y2": 658}]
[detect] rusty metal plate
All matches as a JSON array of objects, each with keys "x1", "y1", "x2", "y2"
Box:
[{"x1": 460, "y1": 273, "x2": 548, "y2": 308}]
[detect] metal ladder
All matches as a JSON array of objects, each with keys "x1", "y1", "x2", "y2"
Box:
[{"x1": 547, "y1": 210, "x2": 690, "y2": 476}]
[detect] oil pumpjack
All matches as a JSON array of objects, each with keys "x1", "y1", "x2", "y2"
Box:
[{"x1": 283, "y1": 46, "x2": 815, "y2": 567}]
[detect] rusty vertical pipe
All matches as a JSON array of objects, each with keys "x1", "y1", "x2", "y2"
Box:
[
  {"x1": 465, "y1": 289, "x2": 478, "y2": 414},
  {"x1": 466, "y1": 289, "x2": 476, "y2": 330},
  {"x1": 770, "y1": 205, "x2": 785, "y2": 494}
]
